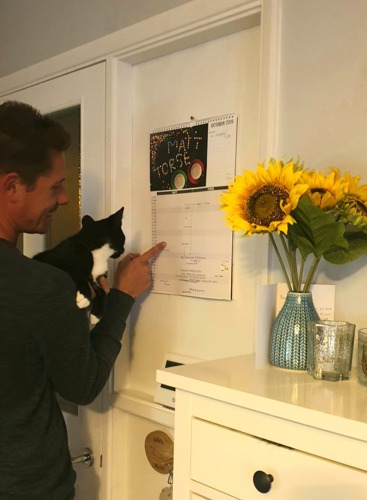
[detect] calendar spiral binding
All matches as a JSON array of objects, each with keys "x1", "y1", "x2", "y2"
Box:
[{"x1": 152, "y1": 113, "x2": 236, "y2": 133}]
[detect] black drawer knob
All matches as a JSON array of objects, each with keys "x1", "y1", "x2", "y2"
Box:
[{"x1": 253, "y1": 470, "x2": 274, "y2": 493}]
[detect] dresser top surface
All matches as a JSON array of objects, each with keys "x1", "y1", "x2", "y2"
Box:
[{"x1": 157, "y1": 354, "x2": 367, "y2": 440}]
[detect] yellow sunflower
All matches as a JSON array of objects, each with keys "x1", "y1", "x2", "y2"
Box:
[
  {"x1": 221, "y1": 159, "x2": 308, "y2": 235},
  {"x1": 341, "y1": 171, "x2": 367, "y2": 195},
  {"x1": 340, "y1": 172, "x2": 367, "y2": 228},
  {"x1": 301, "y1": 168, "x2": 345, "y2": 209}
]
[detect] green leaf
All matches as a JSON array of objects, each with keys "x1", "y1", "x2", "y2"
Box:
[
  {"x1": 288, "y1": 197, "x2": 348, "y2": 260},
  {"x1": 324, "y1": 231, "x2": 367, "y2": 264}
]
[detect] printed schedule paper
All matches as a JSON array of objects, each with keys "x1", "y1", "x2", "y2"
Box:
[{"x1": 150, "y1": 115, "x2": 237, "y2": 299}]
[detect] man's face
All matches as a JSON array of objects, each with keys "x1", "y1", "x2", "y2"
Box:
[{"x1": 16, "y1": 151, "x2": 68, "y2": 234}]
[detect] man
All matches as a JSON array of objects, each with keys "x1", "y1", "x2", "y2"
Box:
[{"x1": 0, "y1": 101, "x2": 166, "y2": 499}]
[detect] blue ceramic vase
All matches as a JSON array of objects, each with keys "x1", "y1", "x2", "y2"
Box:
[{"x1": 269, "y1": 291, "x2": 319, "y2": 371}]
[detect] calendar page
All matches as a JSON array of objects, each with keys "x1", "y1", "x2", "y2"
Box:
[{"x1": 150, "y1": 115, "x2": 237, "y2": 300}]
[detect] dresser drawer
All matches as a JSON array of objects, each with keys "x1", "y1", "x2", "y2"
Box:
[{"x1": 191, "y1": 418, "x2": 366, "y2": 499}]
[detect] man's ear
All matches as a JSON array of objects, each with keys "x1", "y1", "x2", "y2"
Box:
[
  {"x1": 3, "y1": 173, "x2": 19, "y2": 190},
  {"x1": 0, "y1": 173, "x2": 21, "y2": 199}
]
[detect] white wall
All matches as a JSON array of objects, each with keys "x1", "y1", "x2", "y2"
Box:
[
  {"x1": 0, "y1": 0, "x2": 191, "y2": 77},
  {"x1": 271, "y1": 0, "x2": 367, "y2": 329},
  {"x1": 114, "y1": 27, "x2": 262, "y2": 396},
  {"x1": 110, "y1": 26, "x2": 262, "y2": 497}
]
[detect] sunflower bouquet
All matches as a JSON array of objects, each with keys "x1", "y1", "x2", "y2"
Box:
[{"x1": 221, "y1": 158, "x2": 367, "y2": 292}]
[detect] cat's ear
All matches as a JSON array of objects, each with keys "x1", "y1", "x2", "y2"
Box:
[
  {"x1": 81, "y1": 215, "x2": 95, "y2": 227},
  {"x1": 112, "y1": 207, "x2": 124, "y2": 225}
]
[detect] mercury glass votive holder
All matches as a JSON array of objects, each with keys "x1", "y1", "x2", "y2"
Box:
[
  {"x1": 307, "y1": 320, "x2": 355, "y2": 382},
  {"x1": 358, "y1": 328, "x2": 367, "y2": 386}
]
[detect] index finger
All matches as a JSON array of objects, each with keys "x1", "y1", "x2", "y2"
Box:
[
  {"x1": 98, "y1": 276, "x2": 110, "y2": 294},
  {"x1": 139, "y1": 241, "x2": 167, "y2": 262}
]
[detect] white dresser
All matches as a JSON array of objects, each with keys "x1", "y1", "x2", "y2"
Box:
[{"x1": 157, "y1": 355, "x2": 367, "y2": 499}]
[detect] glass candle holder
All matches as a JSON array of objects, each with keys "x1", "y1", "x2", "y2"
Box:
[
  {"x1": 358, "y1": 328, "x2": 367, "y2": 386},
  {"x1": 307, "y1": 320, "x2": 355, "y2": 381}
]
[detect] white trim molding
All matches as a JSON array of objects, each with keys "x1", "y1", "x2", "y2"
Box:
[{"x1": 0, "y1": 0, "x2": 261, "y2": 96}]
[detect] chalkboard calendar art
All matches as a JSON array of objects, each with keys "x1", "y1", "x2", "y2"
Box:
[{"x1": 150, "y1": 123, "x2": 208, "y2": 191}]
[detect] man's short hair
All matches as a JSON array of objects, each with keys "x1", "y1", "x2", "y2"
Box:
[{"x1": 0, "y1": 101, "x2": 71, "y2": 185}]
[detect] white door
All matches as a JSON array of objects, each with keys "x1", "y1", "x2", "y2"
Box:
[{"x1": 0, "y1": 62, "x2": 106, "y2": 499}]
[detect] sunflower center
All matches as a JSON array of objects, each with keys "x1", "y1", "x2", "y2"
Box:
[
  {"x1": 245, "y1": 184, "x2": 288, "y2": 226},
  {"x1": 310, "y1": 188, "x2": 328, "y2": 195}
]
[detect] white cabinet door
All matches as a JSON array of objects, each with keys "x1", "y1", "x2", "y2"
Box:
[{"x1": 0, "y1": 62, "x2": 106, "y2": 500}]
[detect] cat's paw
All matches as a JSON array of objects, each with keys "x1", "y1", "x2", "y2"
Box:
[
  {"x1": 89, "y1": 314, "x2": 100, "y2": 325},
  {"x1": 76, "y1": 291, "x2": 90, "y2": 309}
]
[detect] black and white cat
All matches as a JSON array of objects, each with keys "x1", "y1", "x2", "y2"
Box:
[{"x1": 34, "y1": 207, "x2": 125, "y2": 324}]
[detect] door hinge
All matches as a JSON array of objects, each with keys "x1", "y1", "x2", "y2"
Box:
[{"x1": 100, "y1": 454, "x2": 103, "y2": 468}]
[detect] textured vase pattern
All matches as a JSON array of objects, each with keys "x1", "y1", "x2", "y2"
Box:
[{"x1": 269, "y1": 292, "x2": 319, "y2": 371}]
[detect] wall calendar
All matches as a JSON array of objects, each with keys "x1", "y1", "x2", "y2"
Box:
[{"x1": 150, "y1": 114, "x2": 237, "y2": 300}]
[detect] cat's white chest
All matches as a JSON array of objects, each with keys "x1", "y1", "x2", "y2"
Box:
[{"x1": 91, "y1": 243, "x2": 115, "y2": 280}]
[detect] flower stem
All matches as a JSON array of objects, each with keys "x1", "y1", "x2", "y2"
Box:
[
  {"x1": 280, "y1": 233, "x2": 298, "y2": 291},
  {"x1": 269, "y1": 233, "x2": 292, "y2": 291},
  {"x1": 298, "y1": 257, "x2": 305, "y2": 290},
  {"x1": 303, "y1": 257, "x2": 321, "y2": 292},
  {"x1": 288, "y1": 236, "x2": 300, "y2": 291}
]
